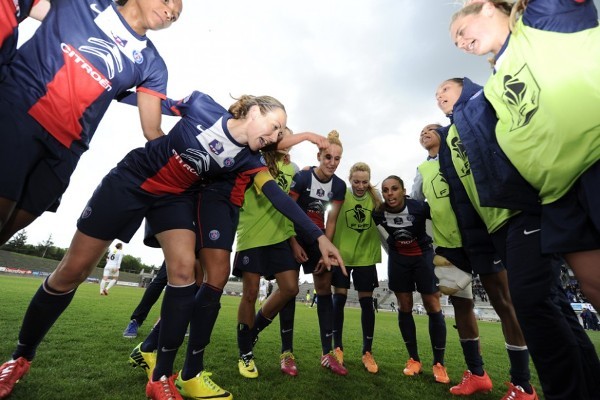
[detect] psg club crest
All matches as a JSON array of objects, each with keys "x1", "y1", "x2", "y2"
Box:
[
  {"x1": 132, "y1": 50, "x2": 143, "y2": 64},
  {"x1": 209, "y1": 230, "x2": 220, "y2": 240},
  {"x1": 81, "y1": 206, "x2": 92, "y2": 219},
  {"x1": 224, "y1": 158, "x2": 235, "y2": 167},
  {"x1": 243, "y1": 256, "x2": 250, "y2": 265}
]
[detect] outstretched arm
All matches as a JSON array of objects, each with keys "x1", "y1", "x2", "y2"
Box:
[{"x1": 277, "y1": 132, "x2": 329, "y2": 151}]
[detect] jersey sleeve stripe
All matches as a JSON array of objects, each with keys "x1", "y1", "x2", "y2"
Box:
[{"x1": 137, "y1": 86, "x2": 167, "y2": 100}]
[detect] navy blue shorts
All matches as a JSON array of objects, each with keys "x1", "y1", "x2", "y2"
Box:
[
  {"x1": 541, "y1": 161, "x2": 600, "y2": 253},
  {"x1": 143, "y1": 203, "x2": 199, "y2": 250},
  {"x1": 232, "y1": 240, "x2": 297, "y2": 279},
  {"x1": 195, "y1": 187, "x2": 239, "y2": 251},
  {"x1": 490, "y1": 212, "x2": 553, "y2": 275},
  {"x1": 77, "y1": 172, "x2": 195, "y2": 242},
  {"x1": 437, "y1": 245, "x2": 504, "y2": 276},
  {"x1": 388, "y1": 246, "x2": 438, "y2": 294},
  {"x1": 331, "y1": 265, "x2": 379, "y2": 292},
  {"x1": 0, "y1": 98, "x2": 78, "y2": 216}
]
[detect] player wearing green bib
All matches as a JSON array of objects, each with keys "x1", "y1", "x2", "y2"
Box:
[
  {"x1": 436, "y1": 75, "x2": 599, "y2": 399},
  {"x1": 415, "y1": 121, "x2": 534, "y2": 396},
  {"x1": 445, "y1": 125, "x2": 518, "y2": 233},
  {"x1": 233, "y1": 133, "x2": 307, "y2": 378},
  {"x1": 450, "y1": 0, "x2": 600, "y2": 317},
  {"x1": 331, "y1": 162, "x2": 382, "y2": 374}
]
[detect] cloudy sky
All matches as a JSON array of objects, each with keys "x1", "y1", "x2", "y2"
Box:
[{"x1": 14, "y1": 0, "x2": 559, "y2": 281}]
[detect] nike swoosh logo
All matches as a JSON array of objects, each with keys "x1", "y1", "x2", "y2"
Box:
[
  {"x1": 192, "y1": 348, "x2": 204, "y2": 355},
  {"x1": 493, "y1": 259, "x2": 502, "y2": 265},
  {"x1": 523, "y1": 228, "x2": 541, "y2": 235},
  {"x1": 90, "y1": 3, "x2": 102, "y2": 14},
  {"x1": 325, "y1": 333, "x2": 333, "y2": 338},
  {"x1": 281, "y1": 328, "x2": 293, "y2": 334},
  {"x1": 161, "y1": 347, "x2": 177, "y2": 352}
]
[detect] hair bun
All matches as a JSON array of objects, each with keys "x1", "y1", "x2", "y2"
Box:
[{"x1": 328, "y1": 130, "x2": 340, "y2": 139}]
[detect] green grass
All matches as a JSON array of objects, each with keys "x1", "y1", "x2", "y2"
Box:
[{"x1": 1, "y1": 275, "x2": 599, "y2": 399}]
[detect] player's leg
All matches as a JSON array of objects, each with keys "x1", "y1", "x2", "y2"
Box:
[
  {"x1": 0, "y1": 230, "x2": 111, "y2": 398},
  {"x1": 236, "y1": 268, "x2": 260, "y2": 378},
  {"x1": 150, "y1": 228, "x2": 197, "y2": 384},
  {"x1": 331, "y1": 266, "x2": 350, "y2": 364},
  {"x1": 174, "y1": 190, "x2": 234, "y2": 399},
  {"x1": 353, "y1": 266, "x2": 379, "y2": 373}
]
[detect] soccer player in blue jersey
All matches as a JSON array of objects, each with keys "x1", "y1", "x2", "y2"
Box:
[
  {"x1": 0, "y1": 0, "x2": 50, "y2": 80},
  {"x1": 373, "y1": 176, "x2": 448, "y2": 385},
  {"x1": 0, "y1": 0, "x2": 182, "y2": 248},
  {"x1": 450, "y1": 0, "x2": 600, "y2": 315},
  {"x1": 0, "y1": 91, "x2": 344, "y2": 400},
  {"x1": 289, "y1": 130, "x2": 349, "y2": 376},
  {"x1": 130, "y1": 130, "x2": 337, "y2": 383}
]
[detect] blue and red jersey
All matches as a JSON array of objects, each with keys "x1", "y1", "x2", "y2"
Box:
[
  {"x1": 290, "y1": 168, "x2": 346, "y2": 230},
  {"x1": 0, "y1": 0, "x2": 39, "y2": 72},
  {"x1": 0, "y1": 0, "x2": 168, "y2": 155},
  {"x1": 373, "y1": 198, "x2": 433, "y2": 256},
  {"x1": 113, "y1": 91, "x2": 268, "y2": 198}
]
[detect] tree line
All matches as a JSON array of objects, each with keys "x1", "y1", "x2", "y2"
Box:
[{"x1": 1, "y1": 230, "x2": 156, "y2": 274}]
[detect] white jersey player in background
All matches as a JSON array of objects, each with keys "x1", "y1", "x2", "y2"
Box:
[{"x1": 100, "y1": 242, "x2": 124, "y2": 296}]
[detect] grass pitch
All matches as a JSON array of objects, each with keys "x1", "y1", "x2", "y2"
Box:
[{"x1": 1, "y1": 275, "x2": 599, "y2": 399}]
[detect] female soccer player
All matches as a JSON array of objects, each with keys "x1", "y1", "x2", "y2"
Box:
[
  {"x1": 289, "y1": 130, "x2": 348, "y2": 376},
  {"x1": 435, "y1": 75, "x2": 600, "y2": 399},
  {"x1": 0, "y1": 0, "x2": 182, "y2": 247},
  {"x1": 129, "y1": 128, "x2": 334, "y2": 385},
  {"x1": 233, "y1": 129, "x2": 309, "y2": 378},
  {"x1": 450, "y1": 0, "x2": 600, "y2": 312},
  {"x1": 373, "y1": 176, "x2": 448, "y2": 384},
  {"x1": 0, "y1": 91, "x2": 344, "y2": 400},
  {"x1": 330, "y1": 162, "x2": 382, "y2": 374},
  {"x1": 412, "y1": 122, "x2": 534, "y2": 396}
]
